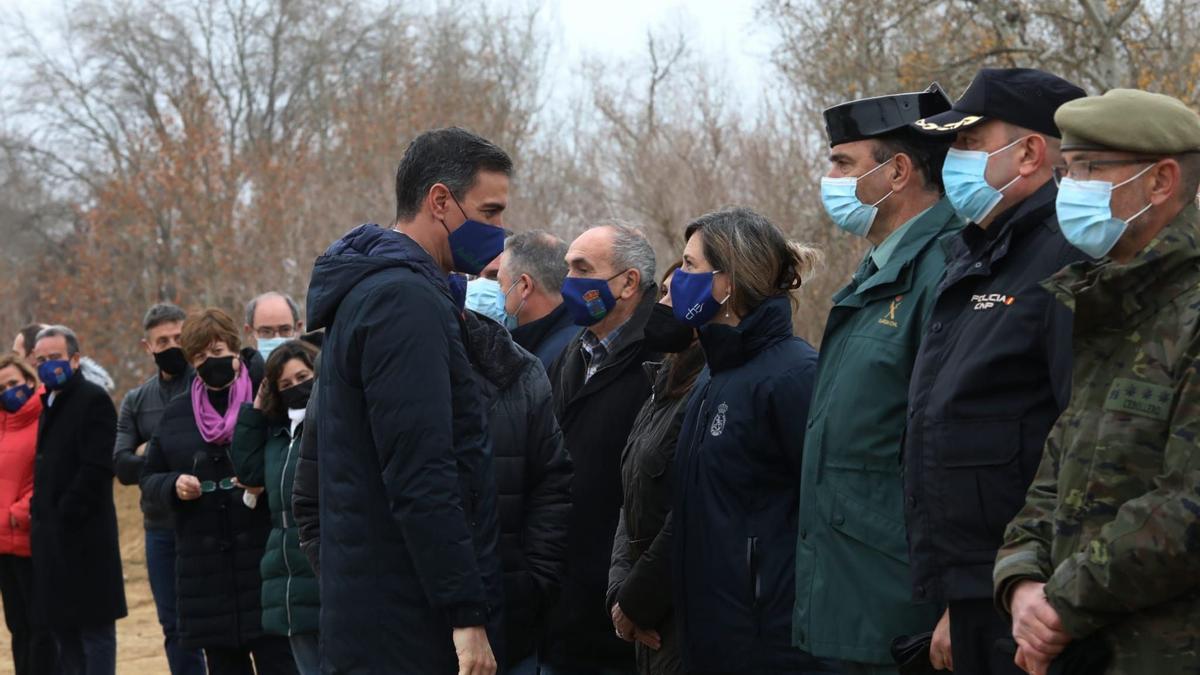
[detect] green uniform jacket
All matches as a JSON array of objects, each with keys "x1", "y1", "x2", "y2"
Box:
[
  {"x1": 231, "y1": 405, "x2": 320, "y2": 637},
  {"x1": 793, "y1": 198, "x2": 960, "y2": 664},
  {"x1": 994, "y1": 204, "x2": 1200, "y2": 674}
]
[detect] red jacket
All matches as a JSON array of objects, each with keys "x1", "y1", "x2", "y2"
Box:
[{"x1": 0, "y1": 387, "x2": 41, "y2": 557}]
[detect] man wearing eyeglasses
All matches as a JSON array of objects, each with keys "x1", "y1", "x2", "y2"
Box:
[
  {"x1": 995, "y1": 89, "x2": 1200, "y2": 675},
  {"x1": 244, "y1": 292, "x2": 303, "y2": 364},
  {"x1": 901, "y1": 68, "x2": 1087, "y2": 674}
]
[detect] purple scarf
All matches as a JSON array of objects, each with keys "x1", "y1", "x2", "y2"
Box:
[{"x1": 191, "y1": 362, "x2": 252, "y2": 445}]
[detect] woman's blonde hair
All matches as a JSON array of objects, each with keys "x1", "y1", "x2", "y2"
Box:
[
  {"x1": 0, "y1": 353, "x2": 37, "y2": 386},
  {"x1": 684, "y1": 207, "x2": 821, "y2": 316}
]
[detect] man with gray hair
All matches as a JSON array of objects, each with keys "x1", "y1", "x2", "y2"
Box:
[
  {"x1": 112, "y1": 303, "x2": 206, "y2": 675},
  {"x1": 497, "y1": 230, "x2": 578, "y2": 370},
  {"x1": 243, "y1": 291, "x2": 303, "y2": 365},
  {"x1": 30, "y1": 326, "x2": 127, "y2": 675},
  {"x1": 540, "y1": 224, "x2": 660, "y2": 675}
]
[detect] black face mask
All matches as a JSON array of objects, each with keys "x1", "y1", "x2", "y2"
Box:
[
  {"x1": 642, "y1": 302, "x2": 696, "y2": 353},
  {"x1": 153, "y1": 347, "x2": 189, "y2": 377},
  {"x1": 196, "y1": 355, "x2": 237, "y2": 390},
  {"x1": 280, "y1": 378, "x2": 313, "y2": 411}
]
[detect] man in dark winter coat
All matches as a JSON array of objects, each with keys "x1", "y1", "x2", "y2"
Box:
[
  {"x1": 542, "y1": 223, "x2": 660, "y2": 675},
  {"x1": 30, "y1": 326, "x2": 127, "y2": 675},
  {"x1": 904, "y1": 68, "x2": 1087, "y2": 674},
  {"x1": 305, "y1": 127, "x2": 511, "y2": 675},
  {"x1": 499, "y1": 231, "x2": 578, "y2": 370},
  {"x1": 112, "y1": 303, "x2": 206, "y2": 675}
]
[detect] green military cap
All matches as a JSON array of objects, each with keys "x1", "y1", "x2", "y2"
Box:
[{"x1": 1056, "y1": 88, "x2": 1200, "y2": 154}]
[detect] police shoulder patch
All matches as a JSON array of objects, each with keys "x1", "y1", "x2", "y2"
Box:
[{"x1": 1104, "y1": 377, "x2": 1174, "y2": 421}]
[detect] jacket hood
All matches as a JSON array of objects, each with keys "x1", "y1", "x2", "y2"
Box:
[
  {"x1": 79, "y1": 356, "x2": 115, "y2": 393},
  {"x1": 307, "y1": 224, "x2": 451, "y2": 331},
  {"x1": 463, "y1": 310, "x2": 535, "y2": 390}
]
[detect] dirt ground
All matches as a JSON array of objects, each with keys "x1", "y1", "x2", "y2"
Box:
[{"x1": 0, "y1": 483, "x2": 170, "y2": 674}]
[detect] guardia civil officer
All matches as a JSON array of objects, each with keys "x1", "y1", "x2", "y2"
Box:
[
  {"x1": 792, "y1": 84, "x2": 961, "y2": 675},
  {"x1": 902, "y1": 68, "x2": 1086, "y2": 674},
  {"x1": 995, "y1": 89, "x2": 1200, "y2": 675}
]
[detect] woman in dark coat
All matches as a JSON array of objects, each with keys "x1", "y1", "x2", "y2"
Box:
[
  {"x1": 607, "y1": 263, "x2": 704, "y2": 675},
  {"x1": 140, "y1": 308, "x2": 296, "y2": 675},
  {"x1": 460, "y1": 309, "x2": 573, "y2": 674},
  {"x1": 231, "y1": 340, "x2": 320, "y2": 675},
  {"x1": 667, "y1": 208, "x2": 836, "y2": 675}
]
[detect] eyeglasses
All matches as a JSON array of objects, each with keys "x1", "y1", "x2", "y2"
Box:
[
  {"x1": 255, "y1": 324, "x2": 297, "y2": 339},
  {"x1": 191, "y1": 456, "x2": 237, "y2": 493},
  {"x1": 1052, "y1": 158, "x2": 1160, "y2": 185}
]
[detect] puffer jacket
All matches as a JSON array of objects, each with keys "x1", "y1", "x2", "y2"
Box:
[
  {"x1": 231, "y1": 405, "x2": 319, "y2": 637},
  {"x1": 306, "y1": 224, "x2": 503, "y2": 673},
  {"x1": 462, "y1": 310, "x2": 572, "y2": 667},
  {"x1": 140, "y1": 371, "x2": 270, "y2": 649},
  {"x1": 0, "y1": 387, "x2": 41, "y2": 557}
]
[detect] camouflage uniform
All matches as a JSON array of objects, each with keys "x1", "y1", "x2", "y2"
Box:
[{"x1": 993, "y1": 203, "x2": 1200, "y2": 674}]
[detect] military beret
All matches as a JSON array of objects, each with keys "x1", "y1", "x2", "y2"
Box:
[{"x1": 1056, "y1": 89, "x2": 1200, "y2": 154}]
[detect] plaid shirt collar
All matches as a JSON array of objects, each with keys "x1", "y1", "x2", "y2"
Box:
[{"x1": 580, "y1": 321, "x2": 627, "y2": 381}]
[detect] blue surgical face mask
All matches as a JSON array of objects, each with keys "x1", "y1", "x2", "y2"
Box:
[
  {"x1": 942, "y1": 137, "x2": 1026, "y2": 223},
  {"x1": 671, "y1": 269, "x2": 728, "y2": 327},
  {"x1": 820, "y1": 157, "x2": 894, "y2": 237},
  {"x1": 502, "y1": 278, "x2": 525, "y2": 330},
  {"x1": 443, "y1": 196, "x2": 506, "y2": 275},
  {"x1": 257, "y1": 337, "x2": 286, "y2": 362},
  {"x1": 1, "y1": 383, "x2": 34, "y2": 413},
  {"x1": 561, "y1": 271, "x2": 626, "y2": 327},
  {"x1": 1056, "y1": 164, "x2": 1155, "y2": 259},
  {"x1": 37, "y1": 359, "x2": 73, "y2": 391},
  {"x1": 465, "y1": 278, "x2": 513, "y2": 329}
]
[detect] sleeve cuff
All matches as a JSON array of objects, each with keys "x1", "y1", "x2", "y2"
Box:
[{"x1": 445, "y1": 603, "x2": 489, "y2": 628}]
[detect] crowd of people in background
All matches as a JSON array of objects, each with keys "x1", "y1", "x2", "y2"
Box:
[{"x1": 0, "y1": 66, "x2": 1198, "y2": 675}]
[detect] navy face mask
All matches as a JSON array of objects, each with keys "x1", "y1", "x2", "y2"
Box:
[
  {"x1": 560, "y1": 271, "x2": 628, "y2": 327},
  {"x1": 442, "y1": 195, "x2": 506, "y2": 275}
]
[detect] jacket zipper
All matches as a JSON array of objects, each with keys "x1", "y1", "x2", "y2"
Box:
[
  {"x1": 747, "y1": 535, "x2": 762, "y2": 635},
  {"x1": 281, "y1": 432, "x2": 297, "y2": 635}
]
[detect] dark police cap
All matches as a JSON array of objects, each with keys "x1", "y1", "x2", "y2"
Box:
[
  {"x1": 912, "y1": 68, "x2": 1086, "y2": 138},
  {"x1": 824, "y1": 83, "x2": 953, "y2": 147}
]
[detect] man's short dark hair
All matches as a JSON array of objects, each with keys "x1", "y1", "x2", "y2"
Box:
[
  {"x1": 143, "y1": 303, "x2": 187, "y2": 332},
  {"x1": 872, "y1": 128, "x2": 953, "y2": 193},
  {"x1": 17, "y1": 324, "x2": 45, "y2": 356},
  {"x1": 394, "y1": 127, "x2": 513, "y2": 221},
  {"x1": 503, "y1": 230, "x2": 568, "y2": 294},
  {"x1": 35, "y1": 325, "x2": 80, "y2": 356}
]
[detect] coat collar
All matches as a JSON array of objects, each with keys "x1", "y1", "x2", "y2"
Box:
[
  {"x1": 950, "y1": 178, "x2": 1057, "y2": 271},
  {"x1": 835, "y1": 197, "x2": 961, "y2": 306},
  {"x1": 699, "y1": 295, "x2": 793, "y2": 373},
  {"x1": 557, "y1": 287, "x2": 659, "y2": 408},
  {"x1": 1046, "y1": 204, "x2": 1200, "y2": 334}
]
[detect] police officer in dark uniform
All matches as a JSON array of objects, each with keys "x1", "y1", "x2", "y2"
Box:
[{"x1": 902, "y1": 68, "x2": 1086, "y2": 674}]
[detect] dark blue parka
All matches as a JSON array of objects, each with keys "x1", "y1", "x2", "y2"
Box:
[
  {"x1": 306, "y1": 224, "x2": 503, "y2": 674},
  {"x1": 672, "y1": 296, "x2": 836, "y2": 675}
]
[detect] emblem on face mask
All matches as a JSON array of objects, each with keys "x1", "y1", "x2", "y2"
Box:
[
  {"x1": 879, "y1": 295, "x2": 903, "y2": 328},
  {"x1": 710, "y1": 402, "x2": 728, "y2": 437},
  {"x1": 583, "y1": 289, "x2": 606, "y2": 319}
]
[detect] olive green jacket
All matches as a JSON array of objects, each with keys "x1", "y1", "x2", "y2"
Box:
[
  {"x1": 793, "y1": 198, "x2": 960, "y2": 664},
  {"x1": 994, "y1": 204, "x2": 1200, "y2": 674}
]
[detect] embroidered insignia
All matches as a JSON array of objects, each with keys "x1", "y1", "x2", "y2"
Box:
[
  {"x1": 1104, "y1": 377, "x2": 1173, "y2": 421},
  {"x1": 970, "y1": 293, "x2": 1016, "y2": 311},
  {"x1": 710, "y1": 402, "x2": 728, "y2": 437},
  {"x1": 878, "y1": 295, "x2": 902, "y2": 328}
]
